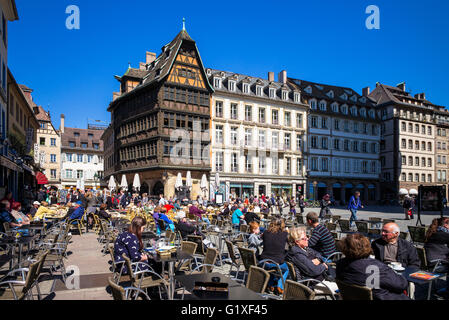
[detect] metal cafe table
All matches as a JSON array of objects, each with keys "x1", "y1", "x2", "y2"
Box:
[
  {"x1": 175, "y1": 272, "x2": 266, "y2": 300},
  {"x1": 398, "y1": 266, "x2": 446, "y2": 300},
  {"x1": 146, "y1": 249, "x2": 193, "y2": 300},
  {"x1": 0, "y1": 234, "x2": 38, "y2": 266}
]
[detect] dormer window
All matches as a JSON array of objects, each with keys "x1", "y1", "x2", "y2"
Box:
[
  {"x1": 305, "y1": 86, "x2": 312, "y2": 94},
  {"x1": 282, "y1": 90, "x2": 288, "y2": 101},
  {"x1": 256, "y1": 86, "x2": 263, "y2": 96},
  {"x1": 310, "y1": 99, "x2": 317, "y2": 110},
  {"x1": 331, "y1": 103, "x2": 339, "y2": 113},
  {"x1": 341, "y1": 93, "x2": 348, "y2": 100},
  {"x1": 294, "y1": 92, "x2": 300, "y2": 103},
  {"x1": 350, "y1": 95, "x2": 358, "y2": 102},
  {"x1": 214, "y1": 78, "x2": 221, "y2": 88},
  {"x1": 269, "y1": 88, "x2": 276, "y2": 98},
  {"x1": 74, "y1": 132, "x2": 80, "y2": 137},
  {"x1": 327, "y1": 91, "x2": 334, "y2": 98},
  {"x1": 319, "y1": 101, "x2": 327, "y2": 111},
  {"x1": 229, "y1": 81, "x2": 236, "y2": 92},
  {"x1": 243, "y1": 83, "x2": 249, "y2": 94},
  {"x1": 341, "y1": 105, "x2": 348, "y2": 114}
]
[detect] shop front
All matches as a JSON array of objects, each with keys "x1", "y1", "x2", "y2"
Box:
[
  {"x1": 230, "y1": 183, "x2": 254, "y2": 199},
  {"x1": 271, "y1": 184, "x2": 293, "y2": 198}
]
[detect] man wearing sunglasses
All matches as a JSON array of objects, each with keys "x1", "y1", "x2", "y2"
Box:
[{"x1": 371, "y1": 223, "x2": 420, "y2": 269}]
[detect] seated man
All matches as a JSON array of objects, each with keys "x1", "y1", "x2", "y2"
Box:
[
  {"x1": 231, "y1": 204, "x2": 245, "y2": 230},
  {"x1": 306, "y1": 212, "x2": 336, "y2": 259},
  {"x1": 371, "y1": 222, "x2": 420, "y2": 269},
  {"x1": 188, "y1": 202, "x2": 210, "y2": 225},
  {"x1": 29, "y1": 201, "x2": 40, "y2": 218},
  {"x1": 0, "y1": 201, "x2": 23, "y2": 233},
  {"x1": 69, "y1": 201, "x2": 85, "y2": 221},
  {"x1": 176, "y1": 217, "x2": 204, "y2": 239},
  {"x1": 33, "y1": 201, "x2": 57, "y2": 220}
]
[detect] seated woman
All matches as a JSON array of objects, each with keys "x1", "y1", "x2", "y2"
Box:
[
  {"x1": 336, "y1": 233, "x2": 410, "y2": 300},
  {"x1": 114, "y1": 216, "x2": 149, "y2": 275},
  {"x1": 424, "y1": 217, "x2": 449, "y2": 297},
  {"x1": 260, "y1": 218, "x2": 289, "y2": 295},
  {"x1": 10, "y1": 202, "x2": 31, "y2": 225},
  {"x1": 0, "y1": 201, "x2": 22, "y2": 233},
  {"x1": 153, "y1": 207, "x2": 175, "y2": 235},
  {"x1": 247, "y1": 221, "x2": 263, "y2": 258},
  {"x1": 286, "y1": 227, "x2": 338, "y2": 293}
]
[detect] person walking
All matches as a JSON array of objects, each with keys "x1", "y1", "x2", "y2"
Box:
[
  {"x1": 298, "y1": 195, "x2": 305, "y2": 215},
  {"x1": 403, "y1": 195, "x2": 414, "y2": 220},
  {"x1": 348, "y1": 191, "x2": 363, "y2": 228},
  {"x1": 319, "y1": 194, "x2": 332, "y2": 220}
]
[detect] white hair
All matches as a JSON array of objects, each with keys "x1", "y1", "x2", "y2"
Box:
[{"x1": 385, "y1": 223, "x2": 400, "y2": 234}]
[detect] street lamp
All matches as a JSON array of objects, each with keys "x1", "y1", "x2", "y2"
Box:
[{"x1": 93, "y1": 172, "x2": 99, "y2": 190}]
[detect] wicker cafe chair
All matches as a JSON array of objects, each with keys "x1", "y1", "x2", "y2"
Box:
[
  {"x1": 336, "y1": 279, "x2": 373, "y2": 300},
  {"x1": 408, "y1": 226, "x2": 427, "y2": 244},
  {"x1": 0, "y1": 257, "x2": 40, "y2": 300},
  {"x1": 188, "y1": 248, "x2": 218, "y2": 274},
  {"x1": 237, "y1": 246, "x2": 258, "y2": 283},
  {"x1": 355, "y1": 221, "x2": 369, "y2": 234},
  {"x1": 186, "y1": 235, "x2": 206, "y2": 266},
  {"x1": 224, "y1": 240, "x2": 242, "y2": 281},
  {"x1": 121, "y1": 254, "x2": 168, "y2": 299},
  {"x1": 283, "y1": 280, "x2": 315, "y2": 300},
  {"x1": 338, "y1": 219, "x2": 351, "y2": 233},
  {"x1": 175, "y1": 241, "x2": 198, "y2": 273},
  {"x1": 108, "y1": 277, "x2": 150, "y2": 300},
  {"x1": 296, "y1": 215, "x2": 305, "y2": 226},
  {"x1": 246, "y1": 266, "x2": 270, "y2": 295}
]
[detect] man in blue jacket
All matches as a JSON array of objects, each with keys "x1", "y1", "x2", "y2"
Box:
[
  {"x1": 348, "y1": 191, "x2": 363, "y2": 228},
  {"x1": 69, "y1": 201, "x2": 85, "y2": 220}
]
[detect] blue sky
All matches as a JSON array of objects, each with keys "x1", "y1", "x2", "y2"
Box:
[{"x1": 8, "y1": 0, "x2": 449, "y2": 129}]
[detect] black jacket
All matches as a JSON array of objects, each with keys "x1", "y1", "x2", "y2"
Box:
[
  {"x1": 424, "y1": 230, "x2": 449, "y2": 264},
  {"x1": 176, "y1": 221, "x2": 197, "y2": 239},
  {"x1": 260, "y1": 231, "x2": 289, "y2": 264},
  {"x1": 319, "y1": 199, "x2": 331, "y2": 217},
  {"x1": 371, "y1": 237, "x2": 421, "y2": 269},
  {"x1": 336, "y1": 258, "x2": 410, "y2": 300},
  {"x1": 286, "y1": 246, "x2": 326, "y2": 281},
  {"x1": 244, "y1": 211, "x2": 260, "y2": 225}
]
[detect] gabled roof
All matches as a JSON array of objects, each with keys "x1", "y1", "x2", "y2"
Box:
[
  {"x1": 34, "y1": 106, "x2": 52, "y2": 122},
  {"x1": 122, "y1": 68, "x2": 149, "y2": 79},
  {"x1": 369, "y1": 83, "x2": 445, "y2": 110},
  {"x1": 109, "y1": 29, "x2": 213, "y2": 111}
]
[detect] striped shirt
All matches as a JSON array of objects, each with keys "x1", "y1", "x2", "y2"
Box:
[{"x1": 308, "y1": 224, "x2": 336, "y2": 258}]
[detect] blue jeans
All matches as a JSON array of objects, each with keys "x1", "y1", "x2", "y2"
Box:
[
  {"x1": 156, "y1": 223, "x2": 175, "y2": 235},
  {"x1": 349, "y1": 209, "x2": 358, "y2": 226},
  {"x1": 202, "y1": 217, "x2": 211, "y2": 225},
  {"x1": 265, "y1": 262, "x2": 289, "y2": 290}
]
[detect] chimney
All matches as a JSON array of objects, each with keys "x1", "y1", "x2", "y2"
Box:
[
  {"x1": 278, "y1": 70, "x2": 287, "y2": 84},
  {"x1": 146, "y1": 52, "x2": 156, "y2": 64},
  {"x1": 139, "y1": 62, "x2": 146, "y2": 70},
  {"x1": 414, "y1": 93, "x2": 426, "y2": 100},
  {"x1": 268, "y1": 72, "x2": 274, "y2": 82},
  {"x1": 60, "y1": 114, "x2": 65, "y2": 133},
  {"x1": 397, "y1": 82, "x2": 406, "y2": 91},
  {"x1": 362, "y1": 87, "x2": 370, "y2": 96}
]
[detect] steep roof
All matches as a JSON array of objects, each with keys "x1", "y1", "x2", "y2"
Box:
[
  {"x1": 61, "y1": 127, "x2": 104, "y2": 151},
  {"x1": 108, "y1": 29, "x2": 212, "y2": 111},
  {"x1": 34, "y1": 106, "x2": 52, "y2": 122}
]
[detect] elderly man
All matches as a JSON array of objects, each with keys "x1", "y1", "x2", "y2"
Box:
[
  {"x1": 69, "y1": 201, "x2": 85, "y2": 221},
  {"x1": 176, "y1": 217, "x2": 204, "y2": 239},
  {"x1": 371, "y1": 222, "x2": 420, "y2": 269},
  {"x1": 232, "y1": 204, "x2": 245, "y2": 230},
  {"x1": 29, "y1": 201, "x2": 41, "y2": 217}
]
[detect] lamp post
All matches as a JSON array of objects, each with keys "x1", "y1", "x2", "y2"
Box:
[{"x1": 94, "y1": 172, "x2": 99, "y2": 190}]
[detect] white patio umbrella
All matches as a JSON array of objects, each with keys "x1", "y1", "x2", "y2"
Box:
[
  {"x1": 214, "y1": 172, "x2": 220, "y2": 191},
  {"x1": 409, "y1": 189, "x2": 418, "y2": 195},
  {"x1": 120, "y1": 175, "x2": 128, "y2": 191},
  {"x1": 175, "y1": 172, "x2": 183, "y2": 191},
  {"x1": 80, "y1": 178, "x2": 85, "y2": 191},
  {"x1": 133, "y1": 173, "x2": 141, "y2": 192},
  {"x1": 200, "y1": 174, "x2": 208, "y2": 198},
  {"x1": 108, "y1": 176, "x2": 116, "y2": 191},
  {"x1": 76, "y1": 179, "x2": 81, "y2": 190},
  {"x1": 186, "y1": 171, "x2": 192, "y2": 191},
  {"x1": 399, "y1": 188, "x2": 409, "y2": 195}
]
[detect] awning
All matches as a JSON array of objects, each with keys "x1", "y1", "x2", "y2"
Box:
[
  {"x1": 368, "y1": 184, "x2": 376, "y2": 189},
  {"x1": 35, "y1": 172, "x2": 49, "y2": 185},
  {"x1": 356, "y1": 184, "x2": 365, "y2": 189},
  {"x1": 317, "y1": 182, "x2": 327, "y2": 188},
  {"x1": 345, "y1": 183, "x2": 353, "y2": 188},
  {"x1": 333, "y1": 183, "x2": 342, "y2": 188},
  {"x1": 0, "y1": 155, "x2": 23, "y2": 172}
]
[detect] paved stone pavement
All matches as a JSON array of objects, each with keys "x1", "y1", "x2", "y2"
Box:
[{"x1": 32, "y1": 205, "x2": 447, "y2": 300}]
